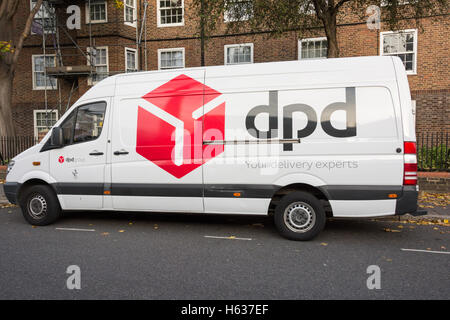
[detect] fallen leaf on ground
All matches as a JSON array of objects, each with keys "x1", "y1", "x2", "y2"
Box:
[{"x1": 251, "y1": 223, "x2": 264, "y2": 228}]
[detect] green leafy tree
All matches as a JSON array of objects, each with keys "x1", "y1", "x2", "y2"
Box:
[{"x1": 193, "y1": 0, "x2": 448, "y2": 61}]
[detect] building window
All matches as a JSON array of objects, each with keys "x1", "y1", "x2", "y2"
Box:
[
  {"x1": 87, "y1": 47, "x2": 109, "y2": 85},
  {"x1": 30, "y1": 0, "x2": 56, "y2": 34},
  {"x1": 157, "y1": 0, "x2": 184, "y2": 27},
  {"x1": 34, "y1": 110, "x2": 58, "y2": 139},
  {"x1": 32, "y1": 55, "x2": 57, "y2": 90},
  {"x1": 124, "y1": 0, "x2": 136, "y2": 27},
  {"x1": 299, "y1": 37, "x2": 328, "y2": 59},
  {"x1": 158, "y1": 48, "x2": 185, "y2": 70},
  {"x1": 224, "y1": 43, "x2": 253, "y2": 65},
  {"x1": 224, "y1": 0, "x2": 253, "y2": 22},
  {"x1": 380, "y1": 29, "x2": 417, "y2": 74},
  {"x1": 86, "y1": 0, "x2": 107, "y2": 24},
  {"x1": 125, "y1": 48, "x2": 138, "y2": 72}
]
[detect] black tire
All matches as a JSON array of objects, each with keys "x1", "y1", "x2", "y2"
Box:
[
  {"x1": 274, "y1": 191, "x2": 326, "y2": 241},
  {"x1": 19, "y1": 185, "x2": 61, "y2": 226}
]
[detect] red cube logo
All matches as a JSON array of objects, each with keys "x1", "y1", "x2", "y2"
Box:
[{"x1": 136, "y1": 74, "x2": 225, "y2": 178}]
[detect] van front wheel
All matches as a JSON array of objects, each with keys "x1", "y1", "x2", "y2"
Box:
[
  {"x1": 274, "y1": 191, "x2": 326, "y2": 241},
  {"x1": 20, "y1": 185, "x2": 61, "y2": 226}
]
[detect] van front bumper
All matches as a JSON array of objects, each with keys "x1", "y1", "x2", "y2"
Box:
[
  {"x1": 395, "y1": 185, "x2": 426, "y2": 216},
  {"x1": 2, "y1": 182, "x2": 20, "y2": 205}
]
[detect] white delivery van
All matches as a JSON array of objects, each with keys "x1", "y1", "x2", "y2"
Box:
[{"x1": 3, "y1": 56, "x2": 425, "y2": 240}]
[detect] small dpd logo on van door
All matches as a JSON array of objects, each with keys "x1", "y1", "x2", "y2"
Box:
[{"x1": 136, "y1": 74, "x2": 225, "y2": 178}]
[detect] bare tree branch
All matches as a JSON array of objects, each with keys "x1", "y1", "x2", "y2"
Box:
[
  {"x1": 0, "y1": 0, "x2": 9, "y2": 19},
  {"x1": 335, "y1": 0, "x2": 352, "y2": 11},
  {"x1": 6, "y1": 0, "x2": 19, "y2": 20},
  {"x1": 11, "y1": 0, "x2": 44, "y2": 69}
]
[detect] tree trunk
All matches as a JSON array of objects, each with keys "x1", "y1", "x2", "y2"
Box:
[
  {"x1": 323, "y1": 13, "x2": 339, "y2": 58},
  {"x1": 0, "y1": 70, "x2": 15, "y2": 136},
  {"x1": 0, "y1": 0, "x2": 43, "y2": 136}
]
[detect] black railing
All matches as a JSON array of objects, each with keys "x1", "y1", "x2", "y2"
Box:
[
  {"x1": 417, "y1": 132, "x2": 449, "y2": 172},
  {"x1": 0, "y1": 136, "x2": 38, "y2": 165}
]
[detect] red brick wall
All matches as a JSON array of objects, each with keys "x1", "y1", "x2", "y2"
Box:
[{"x1": 10, "y1": 0, "x2": 449, "y2": 137}]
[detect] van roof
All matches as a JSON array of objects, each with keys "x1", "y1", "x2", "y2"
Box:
[
  {"x1": 114, "y1": 55, "x2": 397, "y2": 80},
  {"x1": 80, "y1": 56, "x2": 401, "y2": 101}
]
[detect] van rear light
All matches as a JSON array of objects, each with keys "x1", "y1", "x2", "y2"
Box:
[
  {"x1": 403, "y1": 163, "x2": 418, "y2": 185},
  {"x1": 404, "y1": 141, "x2": 417, "y2": 154},
  {"x1": 403, "y1": 141, "x2": 417, "y2": 186}
]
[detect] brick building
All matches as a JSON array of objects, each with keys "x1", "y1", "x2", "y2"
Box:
[{"x1": 11, "y1": 0, "x2": 449, "y2": 138}]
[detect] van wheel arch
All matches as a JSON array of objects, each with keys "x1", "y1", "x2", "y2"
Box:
[
  {"x1": 18, "y1": 179, "x2": 58, "y2": 204},
  {"x1": 269, "y1": 183, "x2": 333, "y2": 217}
]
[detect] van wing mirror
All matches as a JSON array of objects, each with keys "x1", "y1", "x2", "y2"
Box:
[{"x1": 50, "y1": 127, "x2": 64, "y2": 148}]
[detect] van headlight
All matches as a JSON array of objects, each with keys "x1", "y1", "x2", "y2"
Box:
[{"x1": 6, "y1": 160, "x2": 15, "y2": 175}]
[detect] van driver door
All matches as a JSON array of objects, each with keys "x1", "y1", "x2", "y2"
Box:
[{"x1": 49, "y1": 99, "x2": 110, "y2": 210}]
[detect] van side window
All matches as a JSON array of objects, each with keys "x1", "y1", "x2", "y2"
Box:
[
  {"x1": 60, "y1": 110, "x2": 76, "y2": 145},
  {"x1": 73, "y1": 102, "x2": 107, "y2": 143}
]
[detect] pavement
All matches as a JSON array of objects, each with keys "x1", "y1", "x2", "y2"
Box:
[{"x1": 0, "y1": 205, "x2": 449, "y2": 299}]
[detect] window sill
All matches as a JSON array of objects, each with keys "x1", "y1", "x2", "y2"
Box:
[
  {"x1": 86, "y1": 20, "x2": 108, "y2": 24},
  {"x1": 124, "y1": 22, "x2": 137, "y2": 28},
  {"x1": 157, "y1": 22, "x2": 185, "y2": 28},
  {"x1": 33, "y1": 87, "x2": 57, "y2": 91}
]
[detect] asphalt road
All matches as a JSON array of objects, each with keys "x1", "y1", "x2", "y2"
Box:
[{"x1": 0, "y1": 207, "x2": 449, "y2": 300}]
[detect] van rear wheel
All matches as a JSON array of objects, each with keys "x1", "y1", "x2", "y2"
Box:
[
  {"x1": 274, "y1": 191, "x2": 326, "y2": 241},
  {"x1": 20, "y1": 185, "x2": 61, "y2": 226}
]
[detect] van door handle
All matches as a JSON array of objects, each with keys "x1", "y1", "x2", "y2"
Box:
[
  {"x1": 89, "y1": 150, "x2": 104, "y2": 156},
  {"x1": 113, "y1": 149, "x2": 129, "y2": 156}
]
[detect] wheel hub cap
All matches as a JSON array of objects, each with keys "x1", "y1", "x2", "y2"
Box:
[
  {"x1": 284, "y1": 202, "x2": 316, "y2": 233},
  {"x1": 28, "y1": 195, "x2": 47, "y2": 219}
]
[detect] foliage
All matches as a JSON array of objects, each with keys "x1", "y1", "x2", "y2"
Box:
[
  {"x1": 0, "y1": 41, "x2": 13, "y2": 58},
  {"x1": 192, "y1": 0, "x2": 448, "y2": 56},
  {"x1": 114, "y1": 0, "x2": 124, "y2": 9},
  {"x1": 418, "y1": 145, "x2": 450, "y2": 171}
]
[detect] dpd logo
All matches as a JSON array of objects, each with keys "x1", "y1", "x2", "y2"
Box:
[
  {"x1": 58, "y1": 156, "x2": 64, "y2": 163},
  {"x1": 246, "y1": 87, "x2": 356, "y2": 151},
  {"x1": 136, "y1": 74, "x2": 225, "y2": 179}
]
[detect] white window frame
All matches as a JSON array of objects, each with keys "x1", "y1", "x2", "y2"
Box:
[
  {"x1": 32, "y1": 54, "x2": 57, "y2": 90},
  {"x1": 380, "y1": 29, "x2": 418, "y2": 75},
  {"x1": 33, "y1": 109, "x2": 58, "y2": 139},
  {"x1": 157, "y1": 48, "x2": 185, "y2": 70},
  {"x1": 157, "y1": 0, "x2": 184, "y2": 28},
  {"x1": 87, "y1": 46, "x2": 109, "y2": 86},
  {"x1": 30, "y1": 0, "x2": 56, "y2": 35},
  {"x1": 85, "y1": 0, "x2": 108, "y2": 24},
  {"x1": 224, "y1": 0, "x2": 253, "y2": 23},
  {"x1": 124, "y1": 0, "x2": 137, "y2": 27},
  {"x1": 298, "y1": 37, "x2": 328, "y2": 60},
  {"x1": 125, "y1": 47, "x2": 138, "y2": 72},
  {"x1": 224, "y1": 43, "x2": 254, "y2": 65}
]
